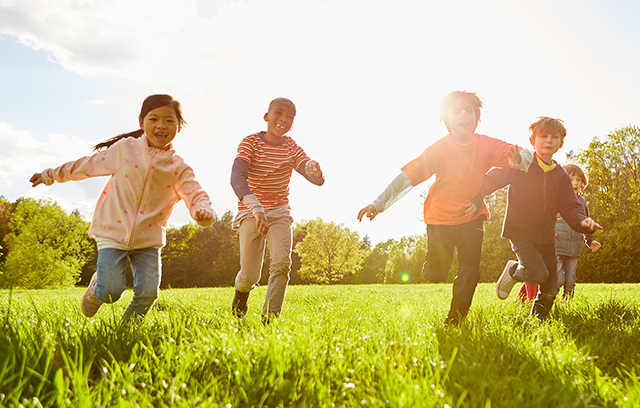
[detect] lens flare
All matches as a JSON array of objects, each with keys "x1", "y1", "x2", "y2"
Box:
[{"x1": 400, "y1": 271, "x2": 411, "y2": 283}]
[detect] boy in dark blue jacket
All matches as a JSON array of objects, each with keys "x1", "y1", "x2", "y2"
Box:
[{"x1": 467, "y1": 117, "x2": 602, "y2": 320}]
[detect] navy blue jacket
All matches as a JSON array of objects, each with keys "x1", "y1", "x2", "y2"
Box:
[{"x1": 471, "y1": 155, "x2": 591, "y2": 245}]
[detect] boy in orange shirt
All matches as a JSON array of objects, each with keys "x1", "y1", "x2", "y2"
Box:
[{"x1": 358, "y1": 91, "x2": 532, "y2": 325}]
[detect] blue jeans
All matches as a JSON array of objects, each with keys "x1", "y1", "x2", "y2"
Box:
[
  {"x1": 557, "y1": 255, "x2": 578, "y2": 297},
  {"x1": 510, "y1": 238, "x2": 559, "y2": 296},
  {"x1": 94, "y1": 247, "x2": 162, "y2": 321},
  {"x1": 510, "y1": 238, "x2": 558, "y2": 320}
]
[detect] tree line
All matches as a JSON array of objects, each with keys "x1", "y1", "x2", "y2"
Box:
[{"x1": 1, "y1": 125, "x2": 638, "y2": 289}]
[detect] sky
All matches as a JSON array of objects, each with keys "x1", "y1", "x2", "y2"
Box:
[{"x1": 1, "y1": 0, "x2": 639, "y2": 245}]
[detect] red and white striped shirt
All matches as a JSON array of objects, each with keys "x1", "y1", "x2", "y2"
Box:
[{"x1": 236, "y1": 133, "x2": 310, "y2": 211}]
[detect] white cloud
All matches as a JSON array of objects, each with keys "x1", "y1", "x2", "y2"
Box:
[
  {"x1": 0, "y1": 123, "x2": 93, "y2": 178},
  {"x1": 2, "y1": 0, "x2": 638, "y2": 243}
]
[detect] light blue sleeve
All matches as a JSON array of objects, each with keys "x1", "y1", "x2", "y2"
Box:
[
  {"x1": 372, "y1": 172, "x2": 414, "y2": 213},
  {"x1": 511, "y1": 148, "x2": 533, "y2": 172}
]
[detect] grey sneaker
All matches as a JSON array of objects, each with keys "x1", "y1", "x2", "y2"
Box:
[
  {"x1": 81, "y1": 272, "x2": 103, "y2": 317},
  {"x1": 496, "y1": 260, "x2": 519, "y2": 300}
]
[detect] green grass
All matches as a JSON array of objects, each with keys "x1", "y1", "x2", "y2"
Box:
[{"x1": 1, "y1": 283, "x2": 640, "y2": 407}]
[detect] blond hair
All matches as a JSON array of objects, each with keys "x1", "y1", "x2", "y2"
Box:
[
  {"x1": 440, "y1": 91, "x2": 483, "y2": 125},
  {"x1": 529, "y1": 116, "x2": 567, "y2": 141}
]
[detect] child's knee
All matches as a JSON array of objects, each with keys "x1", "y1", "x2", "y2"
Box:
[
  {"x1": 95, "y1": 286, "x2": 125, "y2": 304},
  {"x1": 270, "y1": 258, "x2": 292, "y2": 275},
  {"x1": 422, "y1": 267, "x2": 448, "y2": 283}
]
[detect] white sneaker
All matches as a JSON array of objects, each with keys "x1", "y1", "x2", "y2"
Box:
[
  {"x1": 81, "y1": 272, "x2": 103, "y2": 317},
  {"x1": 496, "y1": 260, "x2": 519, "y2": 300}
]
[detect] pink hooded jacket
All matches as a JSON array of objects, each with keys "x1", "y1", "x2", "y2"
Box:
[{"x1": 41, "y1": 135, "x2": 213, "y2": 249}]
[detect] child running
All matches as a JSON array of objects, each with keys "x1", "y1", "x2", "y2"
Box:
[
  {"x1": 30, "y1": 94, "x2": 214, "y2": 321},
  {"x1": 357, "y1": 91, "x2": 532, "y2": 325},
  {"x1": 468, "y1": 117, "x2": 602, "y2": 320},
  {"x1": 230, "y1": 97, "x2": 324, "y2": 323},
  {"x1": 517, "y1": 163, "x2": 601, "y2": 302}
]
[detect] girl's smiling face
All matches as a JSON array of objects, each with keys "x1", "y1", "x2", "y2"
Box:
[{"x1": 140, "y1": 105, "x2": 180, "y2": 150}]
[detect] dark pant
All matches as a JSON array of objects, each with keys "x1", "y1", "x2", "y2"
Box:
[
  {"x1": 422, "y1": 219, "x2": 484, "y2": 320},
  {"x1": 509, "y1": 238, "x2": 558, "y2": 320}
]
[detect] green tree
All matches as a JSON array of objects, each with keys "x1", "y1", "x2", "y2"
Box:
[
  {"x1": 358, "y1": 238, "x2": 395, "y2": 284},
  {"x1": 384, "y1": 234, "x2": 427, "y2": 283},
  {"x1": 193, "y1": 211, "x2": 239, "y2": 287},
  {"x1": 5, "y1": 198, "x2": 94, "y2": 289},
  {"x1": 160, "y1": 211, "x2": 239, "y2": 288},
  {"x1": 0, "y1": 196, "x2": 12, "y2": 264},
  {"x1": 578, "y1": 125, "x2": 640, "y2": 226},
  {"x1": 294, "y1": 218, "x2": 366, "y2": 284},
  {"x1": 576, "y1": 125, "x2": 640, "y2": 282},
  {"x1": 577, "y1": 218, "x2": 640, "y2": 283},
  {"x1": 161, "y1": 223, "x2": 201, "y2": 288}
]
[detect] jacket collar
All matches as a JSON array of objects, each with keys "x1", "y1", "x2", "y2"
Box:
[{"x1": 140, "y1": 134, "x2": 176, "y2": 161}]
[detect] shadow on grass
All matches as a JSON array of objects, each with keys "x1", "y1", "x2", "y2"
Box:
[
  {"x1": 434, "y1": 313, "x2": 614, "y2": 408},
  {"x1": 555, "y1": 297, "x2": 640, "y2": 378}
]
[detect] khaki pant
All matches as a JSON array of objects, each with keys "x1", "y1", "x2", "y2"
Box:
[{"x1": 235, "y1": 215, "x2": 293, "y2": 316}]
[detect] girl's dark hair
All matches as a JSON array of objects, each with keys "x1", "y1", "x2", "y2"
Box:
[{"x1": 93, "y1": 94, "x2": 186, "y2": 151}]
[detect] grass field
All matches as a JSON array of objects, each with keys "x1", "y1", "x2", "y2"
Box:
[{"x1": 1, "y1": 283, "x2": 640, "y2": 407}]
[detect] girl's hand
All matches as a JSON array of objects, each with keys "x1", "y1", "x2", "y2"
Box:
[
  {"x1": 357, "y1": 204, "x2": 378, "y2": 222},
  {"x1": 464, "y1": 200, "x2": 478, "y2": 219},
  {"x1": 581, "y1": 218, "x2": 603, "y2": 232},
  {"x1": 306, "y1": 160, "x2": 322, "y2": 178},
  {"x1": 195, "y1": 208, "x2": 214, "y2": 222},
  {"x1": 590, "y1": 240, "x2": 601, "y2": 252},
  {"x1": 254, "y1": 212, "x2": 269, "y2": 235},
  {"x1": 30, "y1": 173, "x2": 43, "y2": 187}
]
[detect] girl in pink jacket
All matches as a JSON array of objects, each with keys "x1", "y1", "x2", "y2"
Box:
[{"x1": 30, "y1": 94, "x2": 213, "y2": 321}]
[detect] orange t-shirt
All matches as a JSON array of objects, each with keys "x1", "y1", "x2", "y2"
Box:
[{"x1": 401, "y1": 133, "x2": 515, "y2": 226}]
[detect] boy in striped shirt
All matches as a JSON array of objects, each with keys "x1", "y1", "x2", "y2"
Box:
[{"x1": 230, "y1": 98, "x2": 324, "y2": 322}]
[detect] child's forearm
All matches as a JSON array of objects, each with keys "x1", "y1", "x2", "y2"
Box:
[
  {"x1": 510, "y1": 148, "x2": 533, "y2": 172},
  {"x1": 372, "y1": 172, "x2": 413, "y2": 213},
  {"x1": 241, "y1": 194, "x2": 264, "y2": 214},
  {"x1": 296, "y1": 160, "x2": 324, "y2": 186},
  {"x1": 230, "y1": 158, "x2": 253, "y2": 200}
]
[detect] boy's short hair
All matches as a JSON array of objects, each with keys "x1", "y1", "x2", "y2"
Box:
[
  {"x1": 563, "y1": 163, "x2": 588, "y2": 190},
  {"x1": 529, "y1": 117, "x2": 567, "y2": 141},
  {"x1": 440, "y1": 91, "x2": 483, "y2": 124}
]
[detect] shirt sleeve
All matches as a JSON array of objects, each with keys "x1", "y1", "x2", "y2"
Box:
[
  {"x1": 175, "y1": 165, "x2": 214, "y2": 228},
  {"x1": 41, "y1": 142, "x2": 125, "y2": 185},
  {"x1": 241, "y1": 194, "x2": 265, "y2": 214},
  {"x1": 295, "y1": 160, "x2": 325, "y2": 186},
  {"x1": 401, "y1": 146, "x2": 438, "y2": 187},
  {"x1": 230, "y1": 158, "x2": 253, "y2": 200},
  {"x1": 510, "y1": 148, "x2": 533, "y2": 172},
  {"x1": 470, "y1": 167, "x2": 513, "y2": 209},
  {"x1": 371, "y1": 172, "x2": 414, "y2": 213}
]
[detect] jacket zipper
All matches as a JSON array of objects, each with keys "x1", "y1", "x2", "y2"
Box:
[{"x1": 128, "y1": 151, "x2": 160, "y2": 247}]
